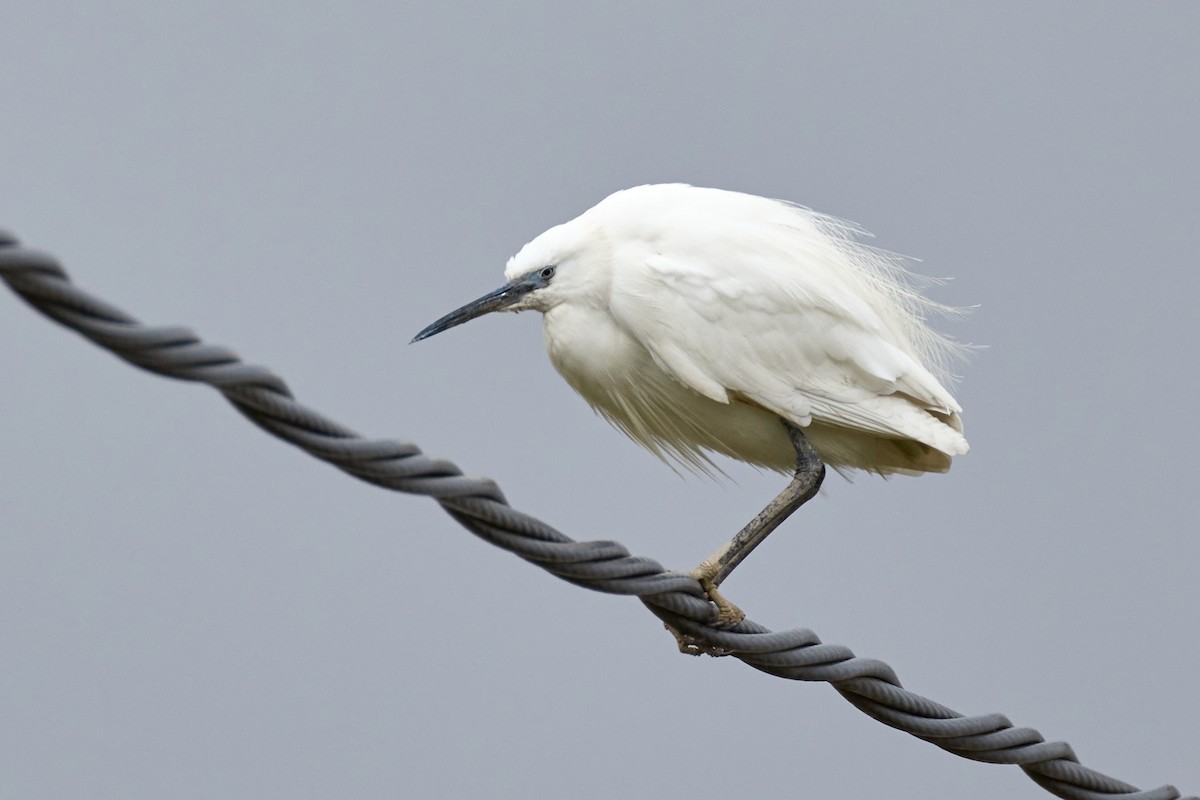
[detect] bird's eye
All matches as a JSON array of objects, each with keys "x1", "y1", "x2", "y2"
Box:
[{"x1": 539, "y1": 265, "x2": 556, "y2": 280}]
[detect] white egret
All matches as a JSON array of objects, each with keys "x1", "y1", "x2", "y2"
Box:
[{"x1": 413, "y1": 184, "x2": 967, "y2": 631}]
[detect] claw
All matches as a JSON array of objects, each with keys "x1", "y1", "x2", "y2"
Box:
[{"x1": 664, "y1": 622, "x2": 730, "y2": 657}]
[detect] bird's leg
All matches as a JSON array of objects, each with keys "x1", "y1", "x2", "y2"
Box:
[{"x1": 690, "y1": 422, "x2": 826, "y2": 628}]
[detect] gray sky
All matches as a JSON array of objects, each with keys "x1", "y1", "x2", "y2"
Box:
[{"x1": 2, "y1": 3, "x2": 1197, "y2": 799}]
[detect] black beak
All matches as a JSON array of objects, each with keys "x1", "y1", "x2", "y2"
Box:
[{"x1": 411, "y1": 275, "x2": 541, "y2": 343}]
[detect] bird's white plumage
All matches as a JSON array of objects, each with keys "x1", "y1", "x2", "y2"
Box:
[{"x1": 503, "y1": 184, "x2": 968, "y2": 476}]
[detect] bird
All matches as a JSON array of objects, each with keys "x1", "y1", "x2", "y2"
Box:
[{"x1": 412, "y1": 183, "x2": 968, "y2": 642}]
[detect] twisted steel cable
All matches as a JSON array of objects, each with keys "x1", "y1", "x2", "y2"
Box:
[{"x1": 0, "y1": 229, "x2": 1191, "y2": 800}]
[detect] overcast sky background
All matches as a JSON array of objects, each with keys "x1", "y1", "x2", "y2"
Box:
[{"x1": 2, "y1": 4, "x2": 1198, "y2": 799}]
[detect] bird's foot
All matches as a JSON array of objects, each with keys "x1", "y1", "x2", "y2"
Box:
[
  {"x1": 701, "y1": 581, "x2": 746, "y2": 629},
  {"x1": 665, "y1": 623, "x2": 730, "y2": 657},
  {"x1": 658, "y1": 563, "x2": 745, "y2": 656},
  {"x1": 690, "y1": 563, "x2": 746, "y2": 628}
]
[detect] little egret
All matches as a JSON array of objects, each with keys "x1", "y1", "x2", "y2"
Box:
[{"x1": 413, "y1": 184, "x2": 967, "y2": 633}]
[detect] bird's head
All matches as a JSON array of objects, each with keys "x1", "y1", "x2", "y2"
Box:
[{"x1": 411, "y1": 214, "x2": 609, "y2": 343}]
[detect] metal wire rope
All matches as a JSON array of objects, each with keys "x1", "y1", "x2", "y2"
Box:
[{"x1": 0, "y1": 230, "x2": 1190, "y2": 800}]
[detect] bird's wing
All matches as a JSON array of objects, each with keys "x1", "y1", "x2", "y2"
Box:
[{"x1": 607, "y1": 250, "x2": 966, "y2": 455}]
